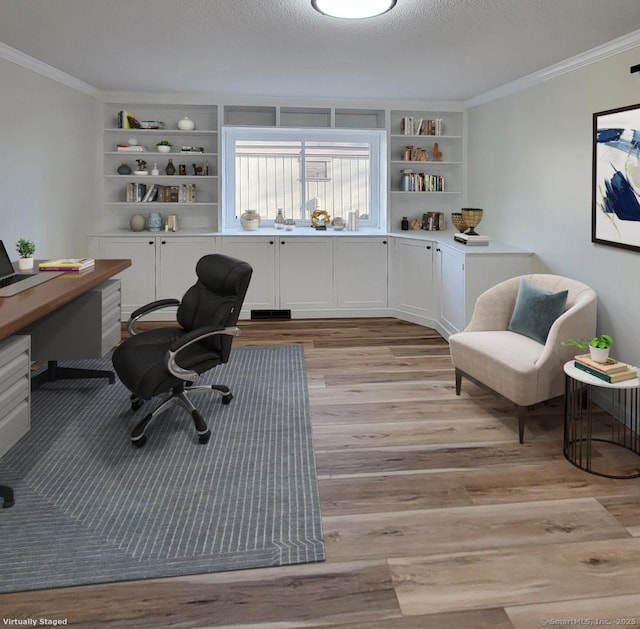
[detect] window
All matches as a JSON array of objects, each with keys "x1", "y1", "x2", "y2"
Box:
[{"x1": 222, "y1": 127, "x2": 386, "y2": 230}]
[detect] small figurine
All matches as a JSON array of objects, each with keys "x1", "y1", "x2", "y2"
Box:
[
  {"x1": 432, "y1": 142, "x2": 443, "y2": 161},
  {"x1": 410, "y1": 218, "x2": 422, "y2": 230}
]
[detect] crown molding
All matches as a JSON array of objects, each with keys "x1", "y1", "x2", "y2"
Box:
[
  {"x1": 0, "y1": 42, "x2": 100, "y2": 96},
  {"x1": 467, "y1": 29, "x2": 640, "y2": 107}
]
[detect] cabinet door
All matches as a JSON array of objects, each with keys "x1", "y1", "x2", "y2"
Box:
[
  {"x1": 335, "y1": 237, "x2": 388, "y2": 309},
  {"x1": 96, "y1": 237, "x2": 156, "y2": 317},
  {"x1": 389, "y1": 238, "x2": 435, "y2": 320},
  {"x1": 437, "y1": 244, "x2": 465, "y2": 334},
  {"x1": 157, "y1": 237, "x2": 216, "y2": 300},
  {"x1": 219, "y1": 237, "x2": 278, "y2": 316},
  {"x1": 278, "y1": 237, "x2": 335, "y2": 311}
]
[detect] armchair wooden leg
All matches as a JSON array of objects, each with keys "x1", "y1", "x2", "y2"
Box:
[
  {"x1": 516, "y1": 405, "x2": 526, "y2": 444},
  {"x1": 455, "y1": 369, "x2": 462, "y2": 396}
]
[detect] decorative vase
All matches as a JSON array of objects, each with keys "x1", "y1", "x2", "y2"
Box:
[
  {"x1": 284, "y1": 218, "x2": 296, "y2": 231},
  {"x1": 589, "y1": 346, "x2": 610, "y2": 364},
  {"x1": 274, "y1": 208, "x2": 286, "y2": 229},
  {"x1": 177, "y1": 116, "x2": 195, "y2": 131},
  {"x1": 130, "y1": 214, "x2": 146, "y2": 232},
  {"x1": 147, "y1": 212, "x2": 163, "y2": 232},
  {"x1": 165, "y1": 159, "x2": 176, "y2": 176},
  {"x1": 151, "y1": 163, "x2": 160, "y2": 176},
  {"x1": 240, "y1": 210, "x2": 260, "y2": 231},
  {"x1": 117, "y1": 163, "x2": 132, "y2": 175},
  {"x1": 18, "y1": 257, "x2": 34, "y2": 271}
]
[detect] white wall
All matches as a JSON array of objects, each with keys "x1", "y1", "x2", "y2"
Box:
[
  {"x1": 1, "y1": 58, "x2": 97, "y2": 260},
  {"x1": 468, "y1": 46, "x2": 640, "y2": 365}
]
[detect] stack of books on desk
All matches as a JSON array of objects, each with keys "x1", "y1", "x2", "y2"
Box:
[
  {"x1": 573, "y1": 354, "x2": 637, "y2": 383},
  {"x1": 39, "y1": 258, "x2": 95, "y2": 272}
]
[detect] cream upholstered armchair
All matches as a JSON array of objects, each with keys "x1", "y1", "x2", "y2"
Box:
[{"x1": 449, "y1": 274, "x2": 597, "y2": 443}]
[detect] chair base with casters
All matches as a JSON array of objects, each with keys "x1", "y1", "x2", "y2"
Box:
[
  {"x1": 0, "y1": 484, "x2": 14, "y2": 508},
  {"x1": 112, "y1": 254, "x2": 252, "y2": 448},
  {"x1": 129, "y1": 381, "x2": 234, "y2": 447}
]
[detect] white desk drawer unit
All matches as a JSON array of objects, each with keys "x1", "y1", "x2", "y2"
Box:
[{"x1": 0, "y1": 335, "x2": 30, "y2": 459}]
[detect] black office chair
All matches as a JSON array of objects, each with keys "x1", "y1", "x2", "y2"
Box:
[{"x1": 112, "y1": 254, "x2": 252, "y2": 447}]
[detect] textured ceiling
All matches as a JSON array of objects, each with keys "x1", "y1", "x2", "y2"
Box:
[{"x1": 1, "y1": 0, "x2": 640, "y2": 101}]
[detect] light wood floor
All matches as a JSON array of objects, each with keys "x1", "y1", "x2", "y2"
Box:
[{"x1": 3, "y1": 318, "x2": 640, "y2": 628}]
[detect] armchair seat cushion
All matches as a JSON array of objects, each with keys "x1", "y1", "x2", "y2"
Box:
[{"x1": 449, "y1": 330, "x2": 547, "y2": 407}]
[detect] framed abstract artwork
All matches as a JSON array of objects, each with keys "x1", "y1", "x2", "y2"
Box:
[{"x1": 592, "y1": 103, "x2": 640, "y2": 252}]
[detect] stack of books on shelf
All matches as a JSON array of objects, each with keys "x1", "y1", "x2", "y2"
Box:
[
  {"x1": 401, "y1": 117, "x2": 444, "y2": 136},
  {"x1": 422, "y1": 212, "x2": 445, "y2": 231},
  {"x1": 453, "y1": 233, "x2": 491, "y2": 246},
  {"x1": 116, "y1": 143, "x2": 146, "y2": 152},
  {"x1": 573, "y1": 354, "x2": 637, "y2": 383},
  {"x1": 126, "y1": 183, "x2": 197, "y2": 203},
  {"x1": 39, "y1": 258, "x2": 95, "y2": 272}
]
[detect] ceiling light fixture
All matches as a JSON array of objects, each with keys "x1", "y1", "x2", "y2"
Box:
[{"x1": 311, "y1": 0, "x2": 397, "y2": 19}]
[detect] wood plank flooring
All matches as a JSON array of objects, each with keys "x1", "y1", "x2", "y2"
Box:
[{"x1": 3, "y1": 318, "x2": 640, "y2": 628}]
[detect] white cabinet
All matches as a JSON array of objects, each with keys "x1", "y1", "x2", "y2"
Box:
[
  {"x1": 219, "y1": 237, "x2": 278, "y2": 314},
  {"x1": 279, "y1": 237, "x2": 335, "y2": 311},
  {"x1": 389, "y1": 238, "x2": 436, "y2": 324},
  {"x1": 335, "y1": 237, "x2": 388, "y2": 310},
  {"x1": 90, "y1": 236, "x2": 216, "y2": 319},
  {"x1": 437, "y1": 244, "x2": 466, "y2": 333},
  {"x1": 219, "y1": 236, "x2": 335, "y2": 317},
  {"x1": 435, "y1": 242, "x2": 533, "y2": 336},
  {"x1": 0, "y1": 335, "x2": 30, "y2": 459}
]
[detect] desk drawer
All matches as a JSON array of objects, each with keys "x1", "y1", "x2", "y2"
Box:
[{"x1": 0, "y1": 336, "x2": 30, "y2": 459}]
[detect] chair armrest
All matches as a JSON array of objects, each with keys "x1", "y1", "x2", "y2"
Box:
[
  {"x1": 127, "y1": 299, "x2": 181, "y2": 336},
  {"x1": 165, "y1": 326, "x2": 241, "y2": 381},
  {"x1": 464, "y1": 281, "x2": 518, "y2": 331}
]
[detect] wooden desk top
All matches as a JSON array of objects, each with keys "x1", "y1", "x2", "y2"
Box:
[{"x1": 0, "y1": 259, "x2": 131, "y2": 341}]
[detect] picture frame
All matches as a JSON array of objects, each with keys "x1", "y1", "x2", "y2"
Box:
[{"x1": 592, "y1": 102, "x2": 640, "y2": 252}]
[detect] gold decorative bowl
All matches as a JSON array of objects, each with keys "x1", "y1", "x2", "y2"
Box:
[
  {"x1": 451, "y1": 212, "x2": 466, "y2": 232},
  {"x1": 461, "y1": 208, "x2": 483, "y2": 235}
]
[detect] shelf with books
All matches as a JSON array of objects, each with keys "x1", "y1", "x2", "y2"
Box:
[
  {"x1": 102, "y1": 102, "x2": 219, "y2": 232},
  {"x1": 388, "y1": 108, "x2": 465, "y2": 231}
]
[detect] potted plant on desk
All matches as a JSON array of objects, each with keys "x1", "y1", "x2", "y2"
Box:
[
  {"x1": 562, "y1": 334, "x2": 613, "y2": 364},
  {"x1": 15, "y1": 238, "x2": 36, "y2": 271}
]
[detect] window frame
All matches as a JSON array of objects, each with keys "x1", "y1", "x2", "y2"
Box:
[{"x1": 221, "y1": 126, "x2": 387, "y2": 231}]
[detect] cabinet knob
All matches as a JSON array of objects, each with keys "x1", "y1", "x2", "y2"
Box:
[
  {"x1": 382, "y1": 240, "x2": 387, "y2": 245},
  {"x1": 426, "y1": 245, "x2": 431, "y2": 250},
  {"x1": 161, "y1": 240, "x2": 167, "y2": 245},
  {"x1": 281, "y1": 241, "x2": 286, "y2": 245},
  {"x1": 148, "y1": 241, "x2": 154, "y2": 245},
  {"x1": 269, "y1": 240, "x2": 274, "y2": 245}
]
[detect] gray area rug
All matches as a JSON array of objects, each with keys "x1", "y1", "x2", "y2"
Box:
[{"x1": 0, "y1": 344, "x2": 324, "y2": 593}]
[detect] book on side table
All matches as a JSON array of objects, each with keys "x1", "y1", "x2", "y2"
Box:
[
  {"x1": 573, "y1": 354, "x2": 637, "y2": 383},
  {"x1": 39, "y1": 258, "x2": 95, "y2": 272}
]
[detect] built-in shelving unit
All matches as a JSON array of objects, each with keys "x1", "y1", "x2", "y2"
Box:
[
  {"x1": 102, "y1": 103, "x2": 219, "y2": 232},
  {"x1": 388, "y1": 109, "x2": 465, "y2": 232}
]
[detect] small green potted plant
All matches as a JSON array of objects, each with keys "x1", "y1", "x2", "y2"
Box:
[
  {"x1": 156, "y1": 140, "x2": 172, "y2": 153},
  {"x1": 562, "y1": 334, "x2": 613, "y2": 363},
  {"x1": 15, "y1": 238, "x2": 36, "y2": 271}
]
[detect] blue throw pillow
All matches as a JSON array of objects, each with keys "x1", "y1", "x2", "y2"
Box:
[{"x1": 508, "y1": 279, "x2": 568, "y2": 344}]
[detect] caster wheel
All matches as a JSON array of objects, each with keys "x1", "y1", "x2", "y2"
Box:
[
  {"x1": 131, "y1": 399, "x2": 143, "y2": 411},
  {"x1": 222, "y1": 393, "x2": 233, "y2": 405},
  {"x1": 132, "y1": 435, "x2": 147, "y2": 448},
  {"x1": 199, "y1": 430, "x2": 211, "y2": 444}
]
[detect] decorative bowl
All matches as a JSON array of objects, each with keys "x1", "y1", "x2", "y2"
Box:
[
  {"x1": 157, "y1": 145, "x2": 171, "y2": 153},
  {"x1": 461, "y1": 208, "x2": 483, "y2": 235},
  {"x1": 451, "y1": 212, "x2": 466, "y2": 232}
]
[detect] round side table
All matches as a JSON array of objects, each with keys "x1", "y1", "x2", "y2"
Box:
[{"x1": 564, "y1": 361, "x2": 640, "y2": 478}]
